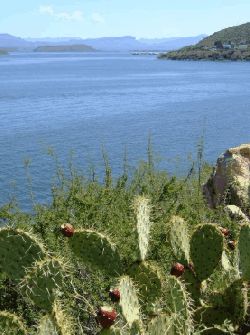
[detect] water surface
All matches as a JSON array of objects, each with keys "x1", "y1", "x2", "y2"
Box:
[{"x1": 1, "y1": 52, "x2": 250, "y2": 209}]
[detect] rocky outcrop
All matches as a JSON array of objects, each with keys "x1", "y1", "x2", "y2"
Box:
[
  {"x1": 203, "y1": 144, "x2": 250, "y2": 213},
  {"x1": 224, "y1": 205, "x2": 250, "y2": 224}
]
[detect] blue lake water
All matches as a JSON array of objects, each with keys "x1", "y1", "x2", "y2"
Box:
[{"x1": 1, "y1": 52, "x2": 250, "y2": 209}]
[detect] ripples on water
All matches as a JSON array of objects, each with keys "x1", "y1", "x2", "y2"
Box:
[{"x1": 1, "y1": 52, "x2": 250, "y2": 209}]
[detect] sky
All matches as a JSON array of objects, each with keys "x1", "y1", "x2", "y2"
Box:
[{"x1": 1, "y1": 0, "x2": 250, "y2": 38}]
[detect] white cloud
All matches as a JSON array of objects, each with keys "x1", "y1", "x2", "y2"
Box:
[
  {"x1": 91, "y1": 12, "x2": 105, "y2": 23},
  {"x1": 39, "y1": 5, "x2": 83, "y2": 22},
  {"x1": 39, "y1": 5, "x2": 54, "y2": 15}
]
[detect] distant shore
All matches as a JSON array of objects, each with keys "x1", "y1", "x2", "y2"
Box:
[{"x1": 158, "y1": 46, "x2": 250, "y2": 61}]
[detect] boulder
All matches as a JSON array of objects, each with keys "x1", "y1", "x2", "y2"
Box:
[
  {"x1": 224, "y1": 205, "x2": 249, "y2": 223},
  {"x1": 203, "y1": 144, "x2": 250, "y2": 212}
]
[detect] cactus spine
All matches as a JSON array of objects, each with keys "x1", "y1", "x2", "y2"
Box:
[{"x1": 0, "y1": 311, "x2": 27, "y2": 335}]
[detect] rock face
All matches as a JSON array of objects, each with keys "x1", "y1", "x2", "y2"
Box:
[
  {"x1": 203, "y1": 144, "x2": 250, "y2": 211},
  {"x1": 224, "y1": 205, "x2": 250, "y2": 223}
]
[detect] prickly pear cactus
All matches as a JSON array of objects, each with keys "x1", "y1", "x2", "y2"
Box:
[
  {"x1": 37, "y1": 316, "x2": 58, "y2": 335},
  {"x1": 133, "y1": 196, "x2": 151, "y2": 261},
  {"x1": 169, "y1": 216, "x2": 190, "y2": 264},
  {"x1": 68, "y1": 229, "x2": 122, "y2": 275},
  {"x1": 147, "y1": 314, "x2": 174, "y2": 335},
  {"x1": 37, "y1": 301, "x2": 73, "y2": 335},
  {"x1": 198, "y1": 328, "x2": 232, "y2": 335},
  {"x1": 194, "y1": 306, "x2": 232, "y2": 327},
  {"x1": 223, "y1": 279, "x2": 248, "y2": 324},
  {"x1": 238, "y1": 223, "x2": 250, "y2": 280},
  {"x1": 19, "y1": 258, "x2": 67, "y2": 311},
  {"x1": 119, "y1": 276, "x2": 140, "y2": 327},
  {"x1": 0, "y1": 228, "x2": 45, "y2": 280},
  {"x1": 128, "y1": 261, "x2": 163, "y2": 313},
  {"x1": 163, "y1": 276, "x2": 194, "y2": 335},
  {"x1": 190, "y1": 224, "x2": 223, "y2": 281},
  {"x1": 100, "y1": 328, "x2": 122, "y2": 335},
  {"x1": 0, "y1": 311, "x2": 27, "y2": 335}
]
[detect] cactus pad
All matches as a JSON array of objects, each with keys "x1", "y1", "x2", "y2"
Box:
[
  {"x1": 37, "y1": 316, "x2": 58, "y2": 335},
  {"x1": 147, "y1": 314, "x2": 174, "y2": 335},
  {"x1": 133, "y1": 196, "x2": 151, "y2": 261},
  {"x1": 68, "y1": 229, "x2": 122, "y2": 275},
  {"x1": 190, "y1": 224, "x2": 223, "y2": 281},
  {"x1": 169, "y1": 216, "x2": 190, "y2": 264},
  {"x1": 199, "y1": 328, "x2": 231, "y2": 335},
  {"x1": 163, "y1": 276, "x2": 193, "y2": 334},
  {"x1": 0, "y1": 311, "x2": 27, "y2": 335},
  {"x1": 100, "y1": 328, "x2": 122, "y2": 335},
  {"x1": 238, "y1": 223, "x2": 250, "y2": 280},
  {"x1": 223, "y1": 279, "x2": 248, "y2": 323},
  {"x1": 194, "y1": 306, "x2": 232, "y2": 327},
  {"x1": 128, "y1": 261, "x2": 163, "y2": 313},
  {"x1": 19, "y1": 258, "x2": 68, "y2": 311},
  {"x1": 0, "y1": 228, "x2": 45, "y2": 280},
  {"x1": 119, "y1": 276, "x2": 140, "y2": 327}
]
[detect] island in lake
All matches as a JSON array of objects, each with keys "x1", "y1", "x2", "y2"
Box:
[
  {"x1": 34, "y1": 44, "x2": 96, "y2": 52},
  {"x1": 159, "y1": 22, "x2": 250, "y2": 61}
]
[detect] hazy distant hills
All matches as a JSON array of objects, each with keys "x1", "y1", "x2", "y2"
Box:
[
  {"x1": 0, "y1": 34, "x2": 33, "y2": 48},
  {"x1": 34, "y1": 45, "x2": 96, "y2": 52},
  {"x1": 0, "y1": 34, "x2": 206, "y2": 52}
]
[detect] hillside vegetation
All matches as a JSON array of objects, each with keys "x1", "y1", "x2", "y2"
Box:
[
  {"x1": 198, "y1": 22, "x2": 250, "y2": 47},
  {"x1": 159, "y1": 22, "x2": 250, "y2": 61},
  {"x1": 0, "y1": 146, "x2": 249, "y2": 334}
]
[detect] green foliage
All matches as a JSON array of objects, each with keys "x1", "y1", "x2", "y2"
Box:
[{"x1": 0, "y1": 148, "x2": 248, "y2": 334}]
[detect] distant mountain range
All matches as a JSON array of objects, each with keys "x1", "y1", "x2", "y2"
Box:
[{"x1": 0, "y1": 34, "x2": 206, "y2": 52}]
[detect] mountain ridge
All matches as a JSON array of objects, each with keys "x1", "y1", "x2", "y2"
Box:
[
  {"x1": 0, "y1": 34, "x2": 206, "y2": 51},
  {"x1": 159, "y1": 22, "x2": 250, "y2": 61}
]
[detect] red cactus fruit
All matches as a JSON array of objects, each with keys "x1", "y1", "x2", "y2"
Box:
[
  {"x1": 109, "y1": 288, "x2": 120, "y2": 302},
  {"x1": 228, "y1": 240, "x2": 236, "y2": 250},
  {"x1": 61, "y1": 223, "x2": 74, "y2": 237},
  {"x1": 171, "y1": 262, "x2": 185, "y2": 277},
  {"x1": 97, "y1": 306, "x2": 117, "y2": 328},
  {"x1": 219, "y1": 227, "x2": 230, "y2": 237}
]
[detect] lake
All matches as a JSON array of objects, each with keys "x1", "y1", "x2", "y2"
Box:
[{"x1": 1, "y1": 52, "x2": 250, "y2": 209}]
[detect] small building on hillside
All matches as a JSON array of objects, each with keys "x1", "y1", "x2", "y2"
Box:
[
  {"x1": 222, "y1": 44, "x2": 232, "y2": 49},
  {"x1": 238, "y1": 44, "x2": 248, "y2": 50}
]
